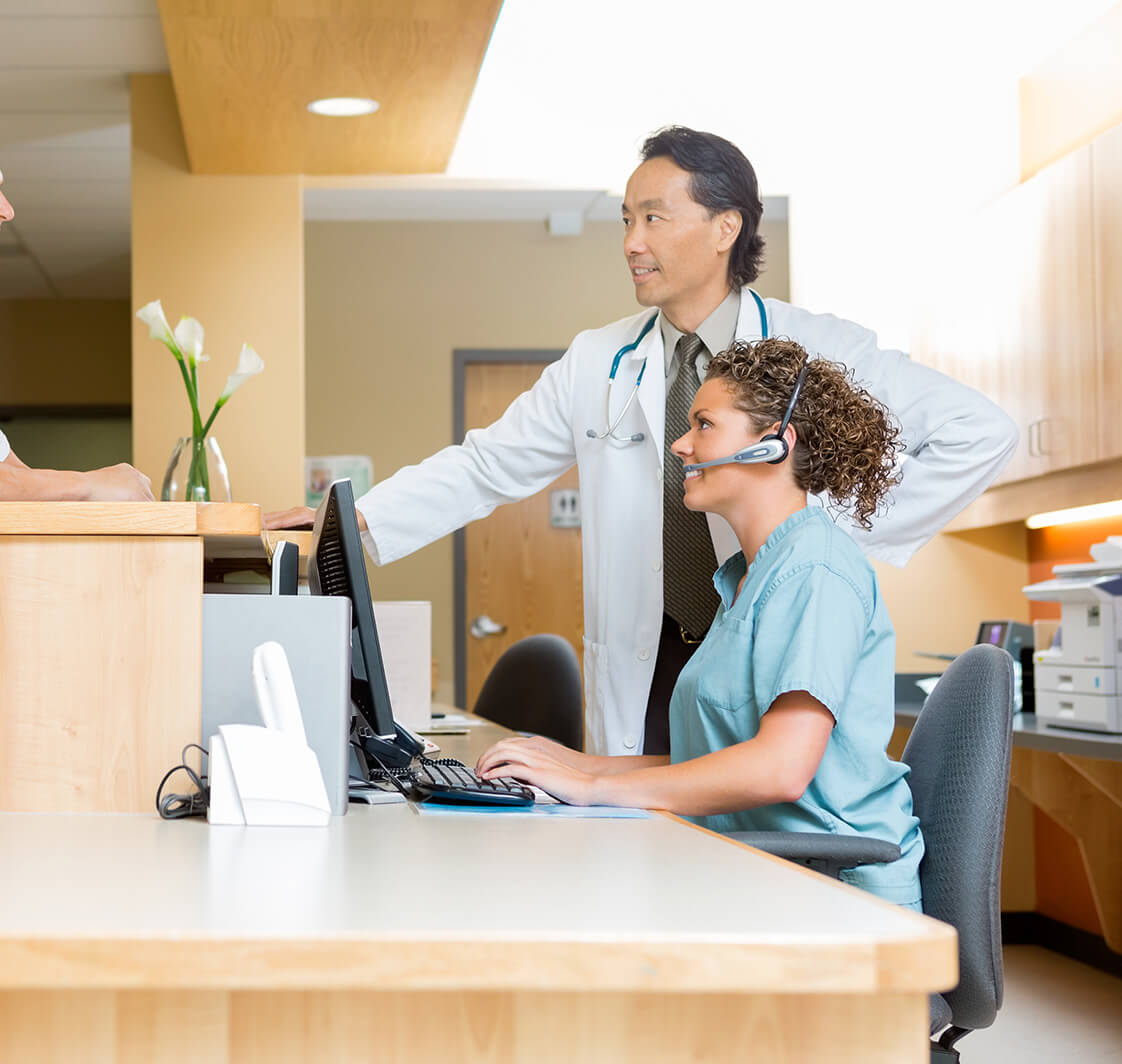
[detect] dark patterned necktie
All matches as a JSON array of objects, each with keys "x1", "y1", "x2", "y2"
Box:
[{"x1": 663, "y1": 334, "x2": 720, "y2": 639}]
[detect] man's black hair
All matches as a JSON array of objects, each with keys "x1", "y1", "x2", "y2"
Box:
[{"x1": 640, "y1": 126, "x2": 766, "y2": 288}]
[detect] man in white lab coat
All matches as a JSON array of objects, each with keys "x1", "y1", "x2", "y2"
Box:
[{"x1": 268, "y1": 127, "x2": 1017, "y2": 757}]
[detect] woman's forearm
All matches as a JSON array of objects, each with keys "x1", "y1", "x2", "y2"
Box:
[
  {"x1": 589, "y1": 741, "x2": 801, "y2": 815},
  {"x1": 584, "y1": 753, "x2": 669, "y2": 776}
]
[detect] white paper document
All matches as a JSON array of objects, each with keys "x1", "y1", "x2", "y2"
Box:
[{"x1": 413, "y1": 802, "x2": 650, "y2": 819}]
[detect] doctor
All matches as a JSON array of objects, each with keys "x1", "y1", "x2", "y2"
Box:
[{"x1": 267, "y1": 126, "x2": 1017, "y2": 757}]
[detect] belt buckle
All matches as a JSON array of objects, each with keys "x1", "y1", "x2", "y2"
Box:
[{"x1": 678, "y1": 623, "x2": 704, "y2": 645}]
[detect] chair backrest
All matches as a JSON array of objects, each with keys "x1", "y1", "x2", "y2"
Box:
[
  {"x1": 902, "y1": 643, "x2": 1014, "y2": 1032},
  {"x1": 472, "y1": 634, "x2": 583, "y2": 750}
]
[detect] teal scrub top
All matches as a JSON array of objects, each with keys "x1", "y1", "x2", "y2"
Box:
[{"x1": 669, "y1": 506, "x2": 924, "y2": 908}]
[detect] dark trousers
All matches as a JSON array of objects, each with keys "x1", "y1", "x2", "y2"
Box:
[{"x1": 642, "y1": 613, "x2": 704, "y2": 756}]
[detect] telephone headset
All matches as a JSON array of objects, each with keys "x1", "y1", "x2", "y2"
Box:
[{"x1": 682, "y1": 359, "x2": 809, "y2": 473}]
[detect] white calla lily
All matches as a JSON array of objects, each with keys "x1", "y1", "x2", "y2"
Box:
[
  {"x1": 218, "y1": 344, "x2": 265, "y2": 403},
  {"x1": 136, "y1": 300, "x2": 180, "y2": 357},
  {"x1": 140, "y1": 301, "x2": 266, "y2": 460},
  {"x1": 173, "y1": 317, "x2": 209, "y2": 367}
]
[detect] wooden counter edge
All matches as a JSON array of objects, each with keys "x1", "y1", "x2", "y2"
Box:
[
  {"x1": 0, "y1": 932, "x2": 956, "y2": 994},
  {"x1": 0, "y1": 502, "x2": 260, "y2": 537}
]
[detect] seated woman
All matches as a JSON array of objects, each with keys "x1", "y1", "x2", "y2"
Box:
[{"x1": 477, "y1": 337, "x2": 924, "y2": 910}]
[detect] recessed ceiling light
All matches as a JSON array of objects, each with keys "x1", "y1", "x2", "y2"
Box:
[{"x1": 307, "y1": 97, "x2": 380, "y2": 117}]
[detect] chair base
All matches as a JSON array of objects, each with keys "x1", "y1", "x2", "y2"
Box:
[{"x1": 930, "y1": 1043, "x2": 960, "y2": 1063}]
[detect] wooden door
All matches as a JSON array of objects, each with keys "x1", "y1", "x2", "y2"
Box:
[
  {"x1": 1093, "y1": 121, "x2": 1122, "y2": 463},
  {"x1": 461, "y1": 362, "x2": 584, "y2": 710}
]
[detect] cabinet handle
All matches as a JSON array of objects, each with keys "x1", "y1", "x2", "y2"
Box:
[
  {"x1": 1027, "y1": 419, "x2": 1038, "y2": 458},
  {"x1": 1037, "y1": 417, "x2": 1052, "y2": 457}
]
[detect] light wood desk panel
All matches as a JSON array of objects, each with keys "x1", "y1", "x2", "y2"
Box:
[{"x1": 0, "y1": 502, "x2": 261, "y2": 814}]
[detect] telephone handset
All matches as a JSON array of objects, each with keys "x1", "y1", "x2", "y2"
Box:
[{"x1": 251, "y1": 641, "x2": 308, "y2": 744}]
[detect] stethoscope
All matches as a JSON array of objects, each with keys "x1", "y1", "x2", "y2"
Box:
[{"x1": 586, "y1": 290, "x2": 769, "y2": 445}]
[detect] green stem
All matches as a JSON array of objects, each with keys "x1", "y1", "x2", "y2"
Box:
[
  {"x1": 185, "y1": 435, "x2": 212, "y2": 502},
  {"x1": 174, "y1": 357, "x2": 204, "y2": 437},
  {"x1": 200, "y1": 397, "x2": 225, "y2": 438}
]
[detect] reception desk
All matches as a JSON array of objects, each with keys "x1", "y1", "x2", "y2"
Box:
[
  {"x1": 0, "y1": 718, "x2": 958, "y2": 1063},
  {"x1": 0, "y1": 519, "x2": 958, "y2": 1062},
  {"x1": 0, "y1": 502, "x2": 263, "y2": 813}
]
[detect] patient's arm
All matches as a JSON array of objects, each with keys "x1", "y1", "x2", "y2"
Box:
[{"x1": 0, "y1": 450, "x2": 154, "y2": 502}]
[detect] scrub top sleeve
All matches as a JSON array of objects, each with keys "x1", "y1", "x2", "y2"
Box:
[
  {"x1": 751, "y1": 565, "x2": 869, "y2": 722},
  {"x1": 0, "y1": 427, "x2": 9, "y2": 462}
]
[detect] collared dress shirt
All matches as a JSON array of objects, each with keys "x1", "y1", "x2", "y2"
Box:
[{"x1": 660, "y1": 288, "x2": 741, "y2": 385}]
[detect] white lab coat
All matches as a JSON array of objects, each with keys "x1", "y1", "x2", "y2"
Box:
[{"x1": 357, "y1": 289, "x2": 1017, "y2": 756}]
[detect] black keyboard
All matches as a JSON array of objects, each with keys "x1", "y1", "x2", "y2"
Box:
[{"x1": 373, "y1": 757, "x2": 534, "y2": 807}]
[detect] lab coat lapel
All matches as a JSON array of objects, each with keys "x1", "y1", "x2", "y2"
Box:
[{"x1": 633, "y1": 315, "x2": 666, "y2": 465}]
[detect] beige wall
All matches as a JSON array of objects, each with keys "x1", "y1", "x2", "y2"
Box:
[
  {"x1": 0, "y1": 300, "x2": 130, "y2": 409},
  {"x1": 130, "y1": 74, "x2": 305, "y2": 510},
  {"x1": 305, "y1": 218, "x2": 789, "y2": 702},
  {"x1": 874, "y1": 523, "x2": 1030, "y2": 674},
  {"x1": 1020, "y1": 1, "x2": 1122, "y2": 180}
]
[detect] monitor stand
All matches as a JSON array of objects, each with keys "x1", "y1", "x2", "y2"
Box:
[{"x1": 352, "y1": 720, "x2": 425, "y2": 774}]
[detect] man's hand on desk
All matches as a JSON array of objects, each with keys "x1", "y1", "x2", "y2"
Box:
[{"x1": 264, "y1": 505, "x2": 368, "y2": 532}]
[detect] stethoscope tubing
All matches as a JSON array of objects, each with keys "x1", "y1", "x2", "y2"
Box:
[{"x1": 589, "y1": 290, "x2": 769, "y2": 446}]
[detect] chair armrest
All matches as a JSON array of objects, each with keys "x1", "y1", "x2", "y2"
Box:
[{"x1": 724, "y1": 831, "x2": 901, "y2": 880}]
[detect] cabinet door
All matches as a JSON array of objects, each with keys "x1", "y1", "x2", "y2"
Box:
[
  {"x1": 1009, "y1": 146, "x2": 1098, "y2": 478},
  {"x1": 912, "y1": 148, "x2": 1097, "y2": 484},
  {"x1": 1093, "y1": 123, "x2": 1122, "y2": 462}
]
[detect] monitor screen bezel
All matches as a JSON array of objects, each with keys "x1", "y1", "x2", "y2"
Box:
[{"x1": 308, "y1": 478, "x2": 397, "y2": 739}]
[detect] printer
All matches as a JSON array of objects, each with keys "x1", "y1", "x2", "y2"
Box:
[{"x1": 1023, "y1": 536, "x2": 1122, "y2": 734}]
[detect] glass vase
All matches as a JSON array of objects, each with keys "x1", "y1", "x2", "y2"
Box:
[{"x1": 161, "y1": 435, "x2": 231, "y2": 503}]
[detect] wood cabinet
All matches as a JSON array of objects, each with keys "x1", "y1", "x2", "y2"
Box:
[
  {"x1": 1093, "y1": 121, "x2": 1122, "y2": 464},
  {"x1": 914, "y1": 143, "x2": 1103, "y2": 485}
]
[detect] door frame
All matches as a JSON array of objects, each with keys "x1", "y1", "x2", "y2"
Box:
[{"x1": 452, "y1": 348, "x2": 564, "y2": 709}]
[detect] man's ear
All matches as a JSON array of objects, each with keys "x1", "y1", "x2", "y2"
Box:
[{"x1": 716, "y1": 209, "x2": 742, "y2": 253}]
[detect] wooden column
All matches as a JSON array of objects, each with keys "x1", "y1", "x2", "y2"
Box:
[{"x1": 130, "y1": 74, "x2": 305, "y2": 513}]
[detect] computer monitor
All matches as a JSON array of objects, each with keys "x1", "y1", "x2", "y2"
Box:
[{"x1": 308, "y1": 478, "x2": 422, "y2": 768}]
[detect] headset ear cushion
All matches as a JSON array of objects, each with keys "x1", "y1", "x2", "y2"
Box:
[{"x1": 761, "y1": 432, "x2": 789, "y2": 465}]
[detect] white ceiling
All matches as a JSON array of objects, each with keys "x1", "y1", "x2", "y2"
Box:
[
  {"x1": 0, "y1": 0, "x2": 166, "y2": 299},
  {"x1": 0, "y1": 0, "x2": 1118, "y2": 304}
]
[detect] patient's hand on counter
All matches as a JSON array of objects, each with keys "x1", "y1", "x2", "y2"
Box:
[
  {"x1": 264, "y1": 505, "x2": 369, "y2": 533},
  {"x1": 85, "y1": 464, "x2": 155, "y2": 502}
]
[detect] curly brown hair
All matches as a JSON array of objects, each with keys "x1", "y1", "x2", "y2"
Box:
[{"x1": 705, "y1": 337, "x2": 902, "y2": 530}]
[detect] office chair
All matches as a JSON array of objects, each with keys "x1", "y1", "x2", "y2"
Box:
[
  {"x1": 472, "y1": 634, "x2": 584, "y2": 750},
  {"x1": 725, "y1": 644, "x2": 1015, "y2": 1062}
]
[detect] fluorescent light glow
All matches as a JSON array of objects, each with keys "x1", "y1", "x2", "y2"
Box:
[
  {"x1": 1025, "y1": 500, "x2": 1122, "y2": 529},
  {"x1": 307, "y1": 97, "x2": 379, "y2": 117}
]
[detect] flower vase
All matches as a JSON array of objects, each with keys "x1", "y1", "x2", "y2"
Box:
[{"x1": 161, "y1": 435, "x2": 231, "y2": 502}]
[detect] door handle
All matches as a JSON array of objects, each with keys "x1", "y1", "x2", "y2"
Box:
[{"x1": 470, "y1": 615, "x2": 507, "y2": 639}]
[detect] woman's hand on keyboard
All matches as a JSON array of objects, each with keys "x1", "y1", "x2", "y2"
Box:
[
  {"x1": 478, "y1": 735, "x2": 585, "y2": 772},
  {"x1": 475, "y1": 736, "x2": 599, "y2": 806}
]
